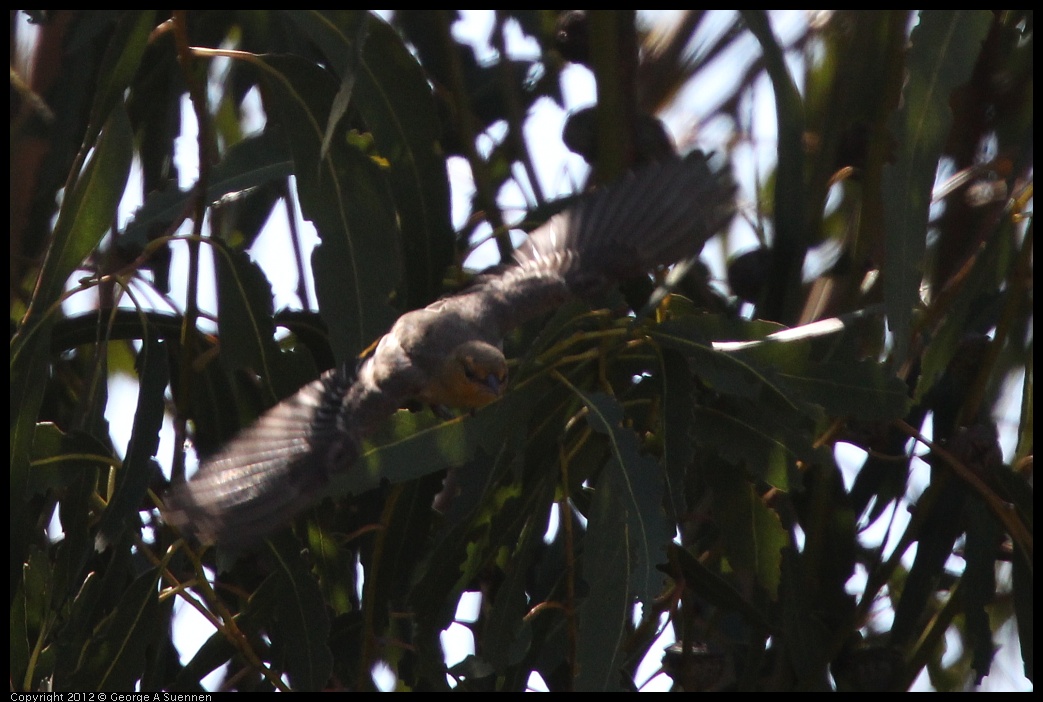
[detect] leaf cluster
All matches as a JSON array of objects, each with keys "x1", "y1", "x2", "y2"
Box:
[{"x1": 10, "y1": 10, "x2": 1032, "y2": 692}]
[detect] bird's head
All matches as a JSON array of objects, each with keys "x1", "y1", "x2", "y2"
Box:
[{"x1": 421, "y1": 339, "x2": 508, "y2": 410}]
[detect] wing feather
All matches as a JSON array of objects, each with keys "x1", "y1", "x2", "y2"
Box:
[
  {"x1": 165, "y1": 364, "x2": 391, "y2": 545},
  {"x1": 470, "y1": 151, "x2": 735, "y2": 336}
]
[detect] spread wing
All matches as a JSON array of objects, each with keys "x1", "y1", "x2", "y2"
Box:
[
  {"x1": 462, "y1": 150, "x2": 735, "y2": 337},
  {"x1": 164, "y1": 353, "x2": 419, "y2": 546},
  {"x1": 165, "y1": 369, "x2": 355, "y2": 546}
]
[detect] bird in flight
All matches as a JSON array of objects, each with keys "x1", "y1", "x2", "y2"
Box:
[{"x1": 165, "y1": 151, "x2": 735, "y2": 546}]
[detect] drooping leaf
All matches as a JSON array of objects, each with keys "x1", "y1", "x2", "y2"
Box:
[
  {"x1": 691, "y1": 403, "x2": 806, "y2": 491},
  {"x1": 773, "y1": 360, "x2": 910, "y2": 422},
  {"x1": 572, "y1": 390, "x2": 672, "y2": 609},
  {"x1": 881, "y1": 10, "x2": 992, "y2": 365},
  {"x1": 95, "y1": 335, "x2": 168, "y2": 549},
  {"x1": 11, "y1": 105, "x2": 134, "y2": 593},
  {"x1": 704, "y1": 461, "x2": 786, "y2": 599},
  {"x1": 122, "y1": 128, "x2": 294, "y2": 250},
  {"x1": 282, "y1": 11, "x2": 455, "y2": 308},
  {"x1": 63, "y1": 567, "x2": 163, "y2": 691},
  {"x1": 961, "y1": 498, "x2": 1001, "y2": 683},
  {"x1": 213, "y1": 244, "x2": 279, "y2": 383},
  {"x1": 258, "y1": 54, "x2": 402, "y2": 361},
  {"x1": 668, "y1": 543, "x2": 771, "y2": 631},
  {"x1": 261, "y1": 533, "x2": 334, "y2": 691},
  {"x1": 575, "y1": 466, "x2": 632, "y2": 692},
  {"x1": 659, "y1": 348, "x2": 695, "y2": 522},
  {"x1": 84, "y1": 11, "x2": 157, "y2": 147}
]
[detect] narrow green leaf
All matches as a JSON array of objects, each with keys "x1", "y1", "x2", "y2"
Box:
[
  {"x1": 778, "y1": 547, "x2": 833, "y2": 689},
  {"x1": 482, "y1": 483, "x2": 556, "y2": 670},
  {"x1": 351, "y1": 410, "x2": 455, "y2": 492},
  {"x1": 692, "y1": 405, "x2": 802, "y2": 490},
  {"x1": 122, "y1": 128, "x2": 294, "y2": 249},
  {"x1": 12, "y1": 547, "x2": 52, "y2": 689},
  {"x1": 650, "y1": 320, "x2": 802, "y2": 414},
  {"x1": 85, "y1": 11, "x2": 156, "y2": 146},
  {"x1": 1016, "y1": 353, "x2": 1032, "y2": 465},
  {"x1": 668, "y1": 543, "x2": 771, "y2": 630},
  {"x1": 11, "y1": 106, "x2": 133, "y2": 578},
  {"x1": 280, "y1": 11, "x2": 368, "y2": 160},
  {"x1": 66, "y1": 567, "x2": 163, "y2": 691},
  {"x1": 176, "y1": 629, "x2": 238, "y2": 690},
  {"x1": 575, "y1": 469, "x2": 631, "y2": 692},
  {"x1": 882, "y1": 10, "x2": 992, "y2": 365},
  {"x1": 774, "y1": 360, "x2": 911, "y2": 421},
  {"x1": 259, "y1": 55, "x2": 401, "y2": 360},
  {"x1": 660, "y1": 348, "x2": 695, "y2": 522},
  {"x1": 52, "y1": 572, "x2": 102, "y2": 688},
  {"x1": 571, "y1": 390, "x2": 671, "y2": 608},
  {"x1": 344, "y1": 377, "x2": 543, "y2": 497},
  {"x1": 961, "y1": 498, "x2": 1001, "y2": 683},
  {"x1": 10, "y1": 344, "x2": 49, "y2": 575},
  {"x1": 283, "y1": 10, "x2": 455, "y2": 306},
  {"x1": 214, "y1": 244, "x2": 279, "y2": 386},
  {"x1": 355, "y1": 13, "x2": 455, "y2": 307},
  {"x1": 742, "y1": 10, "x2": 808, "y2": 324},
  {"x1": 95, "y1": 336, "x2": 168, "y2": 549},
  {"x1": 890, "y1": 480, "x2": 967, "y2": 647},
  {"x1": 263, "y1": 533, "x2": 334, "y2": 691},
  {"x1": 913, "y1": 222, "x2": 1009, "y2": 404},
  {"x1": 357, "y1": 474, "x2": 443, "y2": 624},
  {"x1": 706, "y1": 464, "x2": 785, "y2": 599},
  {"x1": 15, "y1": 105, "x2": 134, "y2": 346}
]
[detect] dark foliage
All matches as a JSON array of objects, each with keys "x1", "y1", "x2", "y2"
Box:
[{"x1": 11, "y1": 10, "x2": 1032, "y2": 692}]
